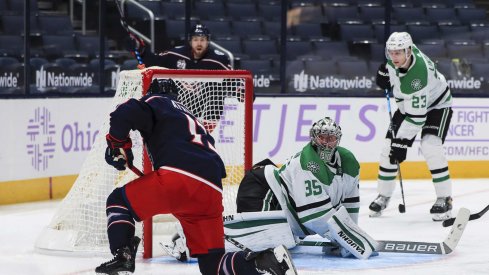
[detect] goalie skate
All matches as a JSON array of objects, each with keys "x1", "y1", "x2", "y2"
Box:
[
  {"x1": 369, "y1": 194, "x2": 391, "y2": 217},
  {"x1": 255, "y1": 245, "x2": 298, "y2": 275},
  {"x1": 430, "y1": 196, "x2": 453, "y2": 221},
  {"x1": 95, "y1": 236, "x2": 140, "y2": 275}
]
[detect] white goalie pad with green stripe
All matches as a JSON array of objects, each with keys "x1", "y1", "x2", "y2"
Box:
[
  {"x1": 327, "y1": 206, "x2": 379, "y2": 259},
  {"x1": 224, "y1": 211, "x2": 296, "y2": 252}
]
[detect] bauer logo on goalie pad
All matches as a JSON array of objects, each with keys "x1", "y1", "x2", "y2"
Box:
[{"x1": 338, "y1": 231, "x2": 366, "y2": 255}]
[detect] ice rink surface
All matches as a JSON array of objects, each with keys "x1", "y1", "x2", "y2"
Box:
[{"x1": 1, "y1": 178, "x2": 488, "y2": 275}]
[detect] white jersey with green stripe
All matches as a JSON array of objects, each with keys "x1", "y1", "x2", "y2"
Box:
[
  {"x1": 386, "y1": 44, "x2": 452, "y2": 140},
  {"x1": 264, "y1": 143, "x2": 360, "y2": 238}
]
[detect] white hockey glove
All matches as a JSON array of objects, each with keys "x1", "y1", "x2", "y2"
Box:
[
  {"x1": 324, "y1": 206, "x2": 379, "y2": 259},
  {"x1": 160, "y1": 223, "x2": 189, "y2": 262}
]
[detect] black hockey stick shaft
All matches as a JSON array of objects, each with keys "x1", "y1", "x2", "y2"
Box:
[
  {"x1": 385, "y1": 88, "x2": 406, "y2": 213},
  {"x1": 442, "y1": 204, "x2": 489, "y2": 227},
  {"x1": 224, "y1": 235, "x2": 256, "y2": 260},
  {"x1": 114, "y1": 0, "x2": 145, "y2": 69}
]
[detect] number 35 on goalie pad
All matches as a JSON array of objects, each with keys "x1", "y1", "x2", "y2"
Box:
[{"x1": 224, "y1": 211, "x2": 297, "y2": 252}]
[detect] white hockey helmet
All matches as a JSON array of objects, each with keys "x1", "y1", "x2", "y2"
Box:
[
  {"x1": 310, "y1": 117, "x2": 342, "y2": 164},
  {"x1": 386, "y1": 32, "x2": 413, "y2": 51}
]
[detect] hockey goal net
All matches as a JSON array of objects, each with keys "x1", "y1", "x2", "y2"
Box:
[{"x1": 35, "y1": 67, "x2": 253, "y2": 258}]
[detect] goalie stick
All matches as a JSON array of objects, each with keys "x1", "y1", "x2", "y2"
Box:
[
  {"x1": 299, "y1": 207, "x2": 470, "y2": 255},
  {"x1": 443, "y1": 204, "x2": 489, "y2": 227}
]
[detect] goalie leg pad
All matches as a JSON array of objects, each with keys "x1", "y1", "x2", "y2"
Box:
[
  {"x1": 106, "y1": 188, "x2": 136, "y2": 254},
  {"x1": 327, "y1": 206, "x2": 379, "y2": 259},
  {"x1": 224, "y1": 211, "x2": 296, "y2": 252}
]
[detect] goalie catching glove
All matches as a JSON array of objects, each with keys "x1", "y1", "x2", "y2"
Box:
[{"x1": 105, "y1": 134, "x2": 134, "y2": 171}]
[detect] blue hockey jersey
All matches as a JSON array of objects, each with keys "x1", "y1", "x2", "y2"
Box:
[
  {"x1": 108, "y1": 93, "x2": 227, "y2": 188},
  {"x1": 142, "y1": 45, "x2": 231, "y2": 70}
]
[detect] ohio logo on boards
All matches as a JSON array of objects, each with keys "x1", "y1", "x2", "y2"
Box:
[{"x1": 26, "y1": 107, "x2": 56, "y2": 171}]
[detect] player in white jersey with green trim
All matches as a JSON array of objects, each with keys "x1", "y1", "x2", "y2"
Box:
[
  {"x1": 236, "y1": 117, "x2": 378, "y2": 259},
  {"x1": 369, "y1": 32, "x2": 453, "y2": 221}
]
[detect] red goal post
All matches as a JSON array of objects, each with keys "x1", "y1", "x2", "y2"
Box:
[{"x1": 139, "y1": 68, "x2": 254, "y2": 258}]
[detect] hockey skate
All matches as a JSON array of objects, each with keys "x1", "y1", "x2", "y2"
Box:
[
  {"x1": 369, "y1": 195, "x2": 391, "y2": 217},
  {"x1": 95, "y1": 236, "x2": 141, "y2": 275},
  {"x1": 430, "y1": 197, "x2": 453, "y2": 221},
  {"x1": 255, "y1": 245, "x2": 298, "y2": 275}
]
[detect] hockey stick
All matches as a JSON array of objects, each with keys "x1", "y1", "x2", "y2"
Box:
[
  {"x1": 224, "y1": 235, "x2": 257, "y2": 260},
  {"x1": 114, "y1": 0, "x2": 145, "y2": 69},
  {"x1": 385, "y1": 88, "x2": 406, "y2": 213},
  {"x1": 299, "y1": 207, "x2": 470, "y2": 255},
  {"x1": 443, "y1": 204, "x2": 489, "y2": 227}
]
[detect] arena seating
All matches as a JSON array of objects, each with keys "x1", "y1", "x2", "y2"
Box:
[{"x1": 1, "y1": 0, "x2": 489, "y2": 95}]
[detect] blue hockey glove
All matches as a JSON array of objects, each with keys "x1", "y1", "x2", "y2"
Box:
[
  {"x1": 389, "y1": 138, "x2": 409, "y2": 164},
  {"x1": 105, "y1": 134, "x2": 134, "y2": 171}
]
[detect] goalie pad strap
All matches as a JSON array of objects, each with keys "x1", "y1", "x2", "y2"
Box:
[{"x1": 327, "y1": 206, "x2": 379, "y2": 259}]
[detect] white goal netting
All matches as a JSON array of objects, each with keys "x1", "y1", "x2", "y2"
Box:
[{"x1": 35, "y1": 67, "x2": 253, "y2": 256}]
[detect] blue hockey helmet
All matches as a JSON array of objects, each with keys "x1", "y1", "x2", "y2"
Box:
[
  {"x1": 189, "y1": 24, "x2": 210, "y2": 40},
  {"x1": 147, "y1": 78, "x2": 178, "y2": 97}
]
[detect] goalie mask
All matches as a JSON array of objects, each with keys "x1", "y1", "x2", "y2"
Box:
[
  {"x1": 310, "y1": 117, "x2": 342, "y2": 164},
  {"x1": 147, "y1": 78, "x2": 178, "y2": 97}
]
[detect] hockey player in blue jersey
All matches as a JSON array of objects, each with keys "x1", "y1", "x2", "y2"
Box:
[
  {"x1": 96, "y1": 78, "x2": 297, "y2": 275},
  {"x1": 130, "y1": 24, "x2": 231, "y2": 70}
]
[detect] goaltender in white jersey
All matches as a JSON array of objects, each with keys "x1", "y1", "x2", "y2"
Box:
[
  {"x1": 233, "y1": 117, "x2": 378, "y2": 259},
  {"x1": 369, "y1": 32, "x2": 453, "y2": 221},
  {"x1": 163, "y1": 117, "x2": 378, "y2": 261}
]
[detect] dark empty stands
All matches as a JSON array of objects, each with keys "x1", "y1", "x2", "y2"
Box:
[
  {"x1": 393, "y1": 7, "x2": 427, "y2": 23},
  {"x1": 39, "y1": 15, "x2": 73, "y2": 35},
  {"x1": 304, "y1": 60, "x2": 337, "y2": 75},
  {"x1": 257, "y1": 2, "x2": 280, "y2": 21},
  {"x1": 418, "y1": 41, "x2": 447, "y2": 59},
  {"x1": 286, "y1": 40, "x2": 313, "y2": 60},
  {"x1": 457, "y1": 8, "x2": 487, "y2": 24},
  {"x1": 337, "y1": 60, "x2": 369, "y2": 77},
  {"x1": 240, "y1": 59, "x2": 273, "y2": 74},
  {"x1": 160, "y1": 2, "x2": 185, "y2": 19},
  {"x1": 470, "y1": 62, "x2": 489, "y2": 78},
  {"x1": 426, "y1": 7, "x2": 457, "y2": 22},
  {"x1": 323, "y1": 6, "x2": 358, "y2": 23},
  {"x1": 242, "y1": 38, "x2": 277, "y2": 58},
  {"x1": 0, "y1": 35, "x2": 23, "y2": 57},
  {"x1": 446, "y1": 40, "x2": 484, "y2": 58},
  {"x1": 194, "y1": 2, "x2": 226, "y2": 19},
  {"x1": 293, "y1": 23, "x2": 323, "y2": 38},
  {"x1": 406, "y1": 25, "x2": 439, "y2": 42},
  {"x1": 227, "y1": 3, "x2": 257, "y2": 19},
  {"x1": 212, "y1": 38, "x2": 242, "y2": 54},
  {"x1": 339, "y1": 23, "x2": 375, "y2": 42},
  {"x1": 233, "y1": 20, "x2": 262, "y2": 36}
]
